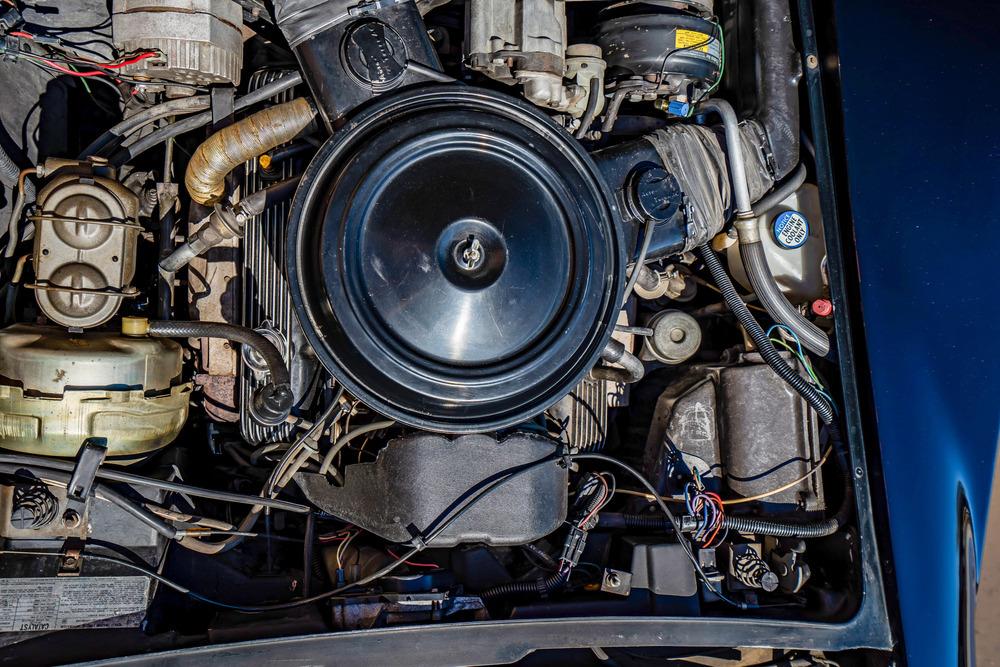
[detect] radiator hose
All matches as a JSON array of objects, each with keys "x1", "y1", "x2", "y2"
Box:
[{"x1": 122, "y1": 318, "x2": 293, "y2": 426}]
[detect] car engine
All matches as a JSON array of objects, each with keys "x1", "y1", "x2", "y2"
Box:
[{"x1": 0, "y1": 0, "x2": 869, "y2": 661}]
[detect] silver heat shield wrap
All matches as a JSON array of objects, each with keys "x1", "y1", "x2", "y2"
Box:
[
  {"x1": 645, "y1": 121, "x2": 775, "y2": 250},
  {"x1": 271, "y1": 0, "x2": 353, "y2": 47}
]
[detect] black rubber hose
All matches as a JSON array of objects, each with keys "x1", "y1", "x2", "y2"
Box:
[
  {"x1": 78, "y1": 95, "x2": 210, "y2": 160},
  {"x1": 481, "y1": 569, "x2": 569, "y2": 601},
  {"x1": 109, "y1": 72, "x2": 304, "y2": 167},
  {"x1": 741, "y1": 240, "x2": 830, "y2": 357},
  {"x1": 603, "y1": 511, "x2": 837, "y2": 539},
  {"x1": 591, "y1": 338, "x2": 645, "y2": 384},
  {"x1": 575, "y1": 78, "x2": 602, "y2": 140},
  {"x1": 752, "y1": 162, "x2": 807, "y2": 217},
  {"x1": 147, "y1": 320, "x2": 287, "y2": 385},
  {"x1": 146, "y1": 320, "x2": 293, "y2": 425},
  {"x1": 754, "y1": 0, "x2": 801, "y2": 180},
  {"x1": 698, "y1": 244, "x2": 834, "y2": 424}
]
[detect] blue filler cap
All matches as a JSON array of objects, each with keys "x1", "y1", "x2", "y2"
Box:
[
  {"x1": 771, "y1": 210, "x2": 809, "y2": 249},
  {"x1": 667, "y1": 100, "x2": 690, "y2": 117}
]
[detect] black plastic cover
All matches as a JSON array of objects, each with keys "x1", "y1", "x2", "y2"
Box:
[
  {"x1": 273, "y1": 0, "x2": 443, "y2": 126},
  {"x1": 294, "y1": 433, "x2": 568, "y2": 546},
  {"x1": 287, "y1": 86, "x2": 624, "y2": 432}
]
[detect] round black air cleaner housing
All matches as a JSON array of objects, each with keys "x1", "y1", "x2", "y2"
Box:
[{"x1": 287, "y1": 86, "x2": 624, "y2": 432}]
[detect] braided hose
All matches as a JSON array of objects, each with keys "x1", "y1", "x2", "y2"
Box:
[{"x1": 136, "y1": 319, "x2": 292, "y2": 426}]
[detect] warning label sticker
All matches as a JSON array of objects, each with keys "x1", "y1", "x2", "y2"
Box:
[
  {"x1": 0, "y1": 577, "x2": 149, "y2": 632},
  {"x1": 675, "y1": 29, "x2": 711, "y2": 52},
  {"x1": 674, "y1": 29, "x2": 723, "y2": 65}
]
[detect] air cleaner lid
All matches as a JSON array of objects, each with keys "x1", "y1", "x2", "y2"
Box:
[{"x1": 287, "y1": 86, "x2": 623, "y2": 432}]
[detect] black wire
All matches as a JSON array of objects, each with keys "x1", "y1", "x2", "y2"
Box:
[
  {"x1": 655, "y1": 18, "x2": 721, "y2": 91},
  {"x1": 571, "y1": 453, "x2": 758, "y2": 610},
  {"x1": 4, "y1": 452, "x2": 777, "y2": 613},
  {"x1": 303, "y1": 512, "x2": 316, "y2": 596},
  {"x1": 14, "y1": 454, "x2": 567, "y2": 614}
]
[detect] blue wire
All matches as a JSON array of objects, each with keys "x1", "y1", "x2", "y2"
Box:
[
  {"x1": 766, "y1": 323, "x2": 806, "y2": 360},
  {"x1": 767, "y1": 323, "x2": 839, "y2": 410}
]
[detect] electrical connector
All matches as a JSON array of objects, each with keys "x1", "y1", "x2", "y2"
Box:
[
  {"x1": 1, "y1": 34, "x2": 20, "y2": 62},
  {"x1": 559, "y1": 525, "x2": 588, "y2": 568},
  {"x1": 0, "y1": 7, "x2": 23, "y2": 34}
]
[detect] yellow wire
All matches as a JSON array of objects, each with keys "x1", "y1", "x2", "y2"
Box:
[{"x1": 617, "y1": 445, "x2": 833, "y2": 506}]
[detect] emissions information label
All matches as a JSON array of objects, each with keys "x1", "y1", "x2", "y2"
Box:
[
  {"x1": 675, "y1": 29, "x2": 723, "y2": 65},
  {"x1": 0, "y1": 577, "x2": 149, "y2": 632}
]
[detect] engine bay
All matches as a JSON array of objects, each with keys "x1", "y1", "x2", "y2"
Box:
[{"x1": 0, "y1": 0, "x2": 889, "y2": 663}]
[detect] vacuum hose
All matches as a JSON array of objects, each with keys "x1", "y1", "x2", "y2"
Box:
[
  {"x1": 591, "y1": 338, "x2": 645, "y2": 384},
  {"x1": 123, "y1": 318, "x2": 293, "y2": 426}
]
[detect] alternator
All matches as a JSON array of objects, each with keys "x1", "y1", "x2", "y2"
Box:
[{"x1": 112, "y1": 0, "x2": 243, "y2": 88}]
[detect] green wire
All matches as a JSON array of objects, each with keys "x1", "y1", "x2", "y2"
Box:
[
  {"x1": 66, "y1": 62, "x2": 93, "y2": 95},
  {"x1": 769, "y1": 337, "x2": 825, "y2": 389},
  {"x1": 685, "y1": 21, "x2": 725, "y2": 117}
]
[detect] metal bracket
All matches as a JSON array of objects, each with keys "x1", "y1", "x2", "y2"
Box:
[
  {"x1": 600, "y1": 568, "x2": 632, "y2": 596},
  {"x1": 58, "y1": 541, "x2": 84, "y2": 577},
  {"x1": 64, "y1": 438, "x2": 108, "y2": 525}
]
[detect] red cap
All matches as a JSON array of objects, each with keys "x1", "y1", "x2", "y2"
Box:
[{"x1": 811, "y1": 299, "x2": 833, "y2": 317}]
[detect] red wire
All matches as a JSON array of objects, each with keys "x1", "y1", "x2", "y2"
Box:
[
  {"x1": 577, "y1": 474, "x2": 609, "y2": 529},
  {"x1": 90, "y1": 51, "x2": 159, "y2": 70},
  {"x1": 35, "y1": 57, "x2": 107, "y2": 77},
  {"x1": 386, "y1": 549, "x2": 438, "y2": 569},
  {"x1": 702, "y1": 492, "x2": 725, "y2": 547},
  {"x1": 9, "y1": 31, "x2": 32, "y2": 39},
  {"x1": 34, "y1": 52, "x2": 158, "y2": 78}
]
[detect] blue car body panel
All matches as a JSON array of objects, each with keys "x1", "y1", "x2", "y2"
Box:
[{"x1": 834, "y1": 1, "x2": 1000, "y2": 663}]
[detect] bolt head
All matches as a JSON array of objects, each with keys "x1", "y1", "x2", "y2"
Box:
[{"x1": 62, "y1": 509, "x2": 81, "y2": 529}]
